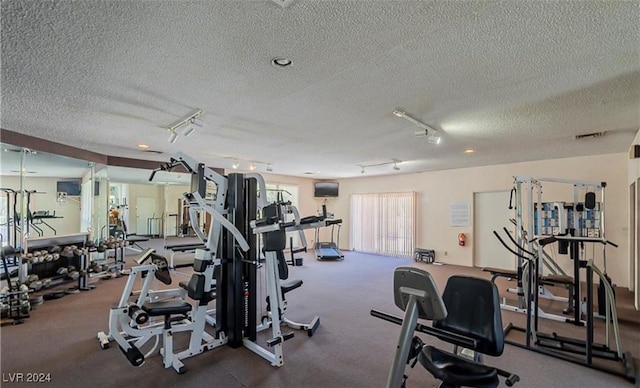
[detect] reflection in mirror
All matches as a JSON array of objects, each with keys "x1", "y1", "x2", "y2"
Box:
[
  {"x1": 0, "y1": 143, "x2": 93, "y2": 244},
  {"x1": 107, "y1": 166, "x2": 190, "y2": 253},
  {"x1": 0, "y1": 144, "x2": 23, "y2": 248}
]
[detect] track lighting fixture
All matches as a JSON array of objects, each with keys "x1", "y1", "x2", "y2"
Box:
[
  {"x1": 358, "y1": 159, "x2": 402, "y2": 174},
  {"x1": 225, "y1": 157, "x2": 272, "y2": 172},
  {"x1": 181, "y1": 126, "x2": 195, "y2": 137},
  {"x1": 166, "y1": 109, "x2": 203, "y2": 143},
  {"x1": 168, "y1": 131, "x2": 179, "y2": 144},
  {"x1": 393, "y1": 108, "x2": 441, "y2": 144}
]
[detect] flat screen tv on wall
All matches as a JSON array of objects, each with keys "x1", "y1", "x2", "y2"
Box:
[
  {"x1": 314, "y1": 181, "x2": 339, "y2": 197},
  {"x1": 56, "y1": 180, "x2": 82, "y2": 196}
]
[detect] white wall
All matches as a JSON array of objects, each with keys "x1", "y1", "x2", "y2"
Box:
[
  {"x1": 628, "y1": 129, "x2": 640, "y2": 308},
  {"x1": 333, "y1": 153, "x2": 630, "y2": 289}
]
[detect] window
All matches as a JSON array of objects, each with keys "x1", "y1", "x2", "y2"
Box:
[
  {"x1": 265, "y1": 183, "x2": 301, "y2": 247},
  {"x1": 350, "y1": 192, "x2": 416, "y2": 258}
]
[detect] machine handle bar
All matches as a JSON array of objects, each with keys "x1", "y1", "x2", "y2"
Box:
[{"x1": 493, "y1": 230, "x2": 532, "y2": 261}]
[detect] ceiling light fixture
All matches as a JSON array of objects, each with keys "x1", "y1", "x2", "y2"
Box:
[
  {"x1": 393, "y1": 108, "x2": 441, "y2": 145},
  {"x1": 358, "y1": 159, "x2": 402, "y2": 174},
  {"x1": 271, "y1": 57, "x2": 293, "y2": 68},
  {"x1": 232, "y1": 161, "x2": 240, "y2": 169},
  {"x1": 166, "y1": 109, "x2": 203, "y2": 143},
  {"x1": 464, "y1": 149, "x2": 475, "y2": 153},
  {"x1": 137, "y1": 144, "x2": 149, "y2": 149},
  {"x1": 168, "y1": 131, "x2": 179, "y2": 144},
  {"x1": 249, "y1": 163, "x2": 257, "y2": 171},
  {"x1": 181, "y1": 125, "x2": 195, "y2": 137}
]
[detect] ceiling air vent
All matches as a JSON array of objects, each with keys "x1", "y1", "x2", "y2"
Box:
[
  {"x1": 143, "y1": 150, "x2": 164, "y2": 154},
  {"x1": 575, "y1": 131, "x2": 606, "y2": 140}
]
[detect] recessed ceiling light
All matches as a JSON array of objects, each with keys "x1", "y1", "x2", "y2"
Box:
[
  {"x1": 271, "y1": 57, "x2": 293, "y2": 68},
  {"x1": 464, "y1": 149, "x2": 475, "y2": 153},
  {"x1": 137, "y1": 144, "x2": 149, "y2": 149},
  {"x1": 304, "y1": 171, "x2": 314, "y2": 175}
]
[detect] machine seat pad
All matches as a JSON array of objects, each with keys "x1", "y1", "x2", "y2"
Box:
[
  {"x1": 482, "y1": 267, "x2": 518, "y2": 277},
  {"x1": 281, "y1": 279, "x2": 303, "y2": 294},
  {"x1": 142, "y1": 300, "x2": 192, "y2": 317},
  {"x1": 419, "y1": 346, "x2": 498, "y2": 388}
]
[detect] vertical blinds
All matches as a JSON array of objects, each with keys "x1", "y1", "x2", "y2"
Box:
[{"x1": 350, "y1": 192, "x2": 416, "y2": 258}]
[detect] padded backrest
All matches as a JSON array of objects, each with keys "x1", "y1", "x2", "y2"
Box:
[
  {"x1": 187, "y1": 274, "x2": 206, "y2": 301},
  {"x1": 276, "y1": 250, "x2": 289, "y2": 280},
  {"x1": 393, "y1": 267, "x2": 447, "y2": 321},
  {"x1": 433, "y1": 276, "x2": 504, "y2": 356}
]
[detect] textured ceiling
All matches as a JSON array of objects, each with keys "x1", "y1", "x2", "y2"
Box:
[{"x1": 1, "y1": 1, "x2": 639, "y2": 178}]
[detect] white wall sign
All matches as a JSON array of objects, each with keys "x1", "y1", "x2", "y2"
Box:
[{"x1": 450, "y1": 201, "x2": 470, "y2": 227}]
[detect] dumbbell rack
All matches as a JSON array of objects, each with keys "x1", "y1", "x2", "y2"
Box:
[
  {"x1": 1, "y1": 244, "x2": 30, "y2": 325},
  {"x1": 88, "y1": 237, "x2": 126, "y2": 278},
  {"x1": 0, "y1": 288, "x2": 30, "y2": 325},
  {"x1": 23, "y1": 233, "x2": 92, "y2": 295}
]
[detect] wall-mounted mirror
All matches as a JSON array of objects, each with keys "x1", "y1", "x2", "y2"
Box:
[
  {"x1": 0, "y1": 143, "x2": 94, "y2": 244},
  {"x1": 107, "y1": 166, "x2": 191, "y2": 252}
]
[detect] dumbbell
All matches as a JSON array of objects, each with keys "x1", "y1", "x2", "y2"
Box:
[
  {"x1": 31, "y1": 280, "x2": 43, "y2": 291},
  {"x1": 20, "y1": 299, "x2": 30, "y2": 314},
  {"x1": 53, "y1": 253, "x2": 60, "y2": 261},
  {"x1": 27, "y1": 274, "x2": 39, "y2": 284},
  {"x1": 67, "y1": 271, "x2": 80, "y2": 280},
  {"x1": 45, "y1": 254, "x2": 54, "y2": 262},
  {"x1": 56, "y1": 267, "x2": 69, "y2": 276},
  {"x1": 48, "y1": 245, "x2": 61, "y2": 254},
  {"x1": 42, "y1": 278, "x2": 52, "y2": 288}
]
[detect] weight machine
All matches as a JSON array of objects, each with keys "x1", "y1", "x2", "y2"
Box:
[
  {"x1": 98, "y1": 152, "x2": 303, "y2": 372},
  {"x1": 500, "y1": 176, "x2": 635, "y2": 383}
]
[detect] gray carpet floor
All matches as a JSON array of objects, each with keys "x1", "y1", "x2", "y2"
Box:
[{"x1": 1, "y1": 239, "x2": 638, "y2": 387}]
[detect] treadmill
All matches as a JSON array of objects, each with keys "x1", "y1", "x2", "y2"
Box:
[{"x1": 314, "y1": 206, "x2": 344, "y2": 261}]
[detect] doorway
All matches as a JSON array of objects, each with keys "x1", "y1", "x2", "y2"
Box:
[
  {"x1": 473, "y1": 191, "x2": 514, "y2": 270},
  {"x1": 136, "y1": 197, "x2": 157, "y2": 236}
]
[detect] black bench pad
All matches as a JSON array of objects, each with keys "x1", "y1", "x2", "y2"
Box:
[{"x1": 142, "y1": 300, "x2": 191, "y2": 317}]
